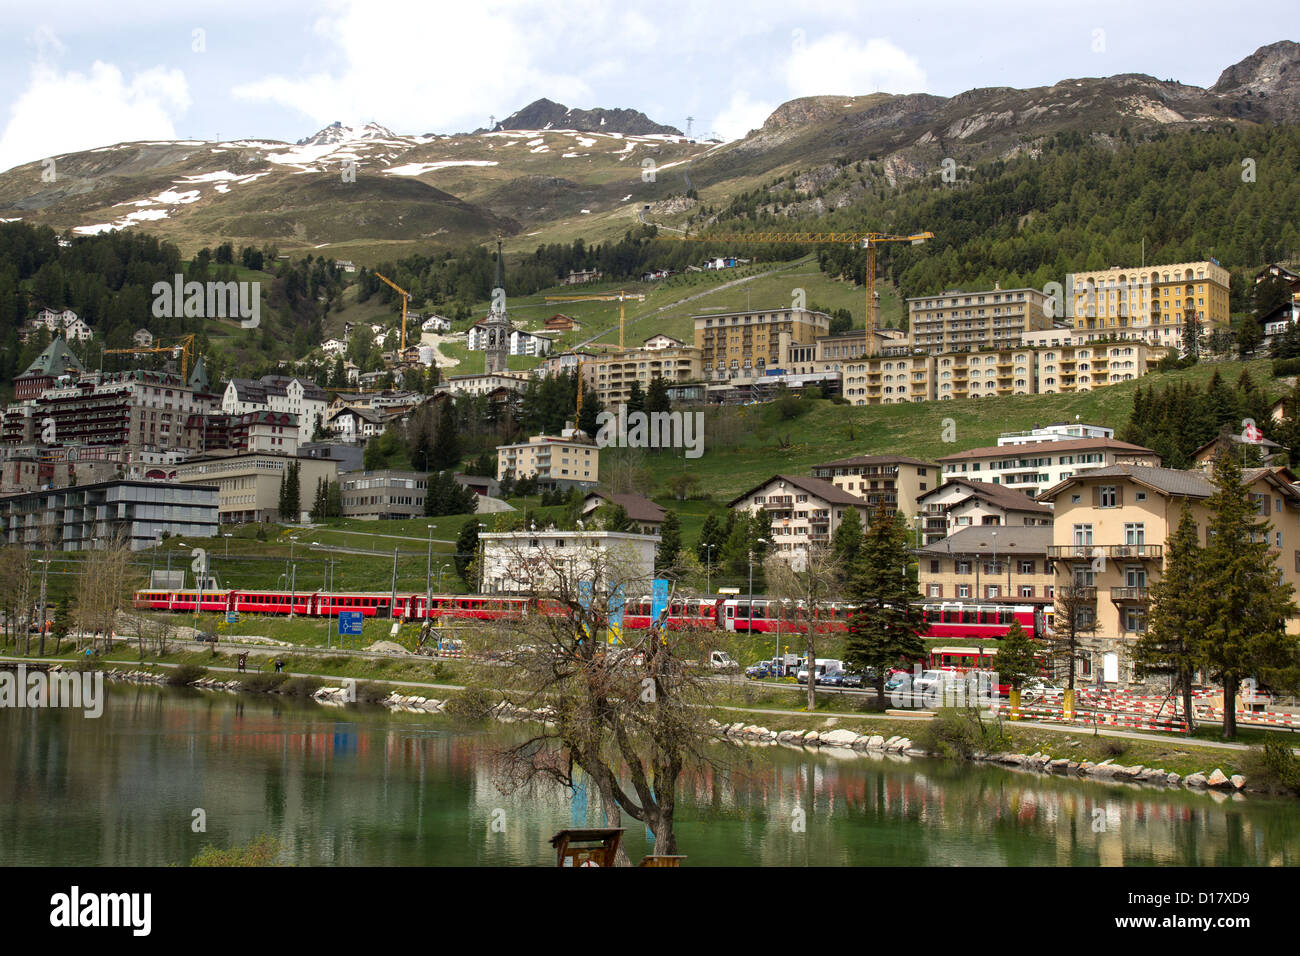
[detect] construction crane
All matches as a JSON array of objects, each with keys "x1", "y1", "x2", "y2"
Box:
[
  {"x1": 104, "y1": 333, "x2": 198, "y2": 379},
  {"x1": 374, "y1": 272, "x2": 412, "y2": 351},
  {"x1": 664, "y1": 230, "x2": 932, "y2": 357},
  {"x1": 543, "y1": 291, "x2": 647, "y2": 351}
]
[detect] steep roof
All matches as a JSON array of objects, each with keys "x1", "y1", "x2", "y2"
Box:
[
  {"x1": 584, "y1": 492, "x2": 666, "y2": 524},
  {"x1": 728, "y1": 473, "x2": 867, "y2": 508},
  {"x1": 917, "y1": 477, "x2": 1051, "y2": 513},
  {"x1": 916, "y1": 524, "x2": 1054, "y2": 556},
  {"x1": 1037, "y1": 464, "x2": 1215, "y2": 501},
  {"x1": 21, "y1": 336, "x2": 84, "y2": 378},
  {"x1": 937, "y1": 437, "x2": 1158, "y2": 463},
  {"x1": 812, "y1": 453, "x2": 937, "y2": 469}
]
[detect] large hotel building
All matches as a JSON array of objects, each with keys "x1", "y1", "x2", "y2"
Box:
[{"x1": 1068, "y1": 260, "x2": 1230, "y2": 351}]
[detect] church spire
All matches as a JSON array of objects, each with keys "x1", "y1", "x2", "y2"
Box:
[{"x1": 493, "y1": 236, "x2": 504, "y2": 298}]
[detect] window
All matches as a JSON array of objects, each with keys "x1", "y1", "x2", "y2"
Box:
[
  {"x1": 929, "y1": 560, "x2": 940, "y2": 573},
  {"x1": 1073, "y1": 524, "x2": 1093, "y2": 546},
  {"x1": 1098, "y1": 486, "x2": 1117, "y2": 508},
  {"x1": 957, "y1": 585, "x2": 971, "y2": 598},
  {"x1": 1019, "y1": 585, "x2": 1034, "y2": 598},
  {"x1": 1018, "y1": 560, "x2": 1035, "y2": 574},
  {"x1": 1124, "y1": 523, "x2": 1146, "y2": 546},
  {"x1": 927, "y1": 584, "x2": 942, "y2": 598}
]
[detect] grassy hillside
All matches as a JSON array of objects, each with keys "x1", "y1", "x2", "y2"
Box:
[{"x1": 640, "y1": 358, "x2": 1281, "y2": 502}]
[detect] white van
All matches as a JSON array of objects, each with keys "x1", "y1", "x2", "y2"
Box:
[{"x1": 796, "y1": 658, "x2": 844, "y2": 684}]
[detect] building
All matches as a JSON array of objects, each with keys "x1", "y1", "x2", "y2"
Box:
[
  {"x1": 478, "y1": 239, "x2": 511, "y2": 374},
  {"x1": 581, "y1": 492, "x2": 666, "y2": 534},
  {"x1": 435, "y1": 371, "x2": 530, "y2": 399},
  {"x1": 1068, "y1": 260, "x2": 1231, "y2": 353},
  {"x1": 561, "y1": 269, "x2": 602, "y2": 286},
  {"x1": 478, "y1": 529, "x2": 658, "y2": 595},
  {"x1": 222, "y1": 375, "x2": 328, "y2": 437},
  {"x1": 695, "y1": 307, "x2": 830, "y2": 381},
  {"x1": 916, "y1": 477, "x2": 1053, "y2": 545},
  {"x1": 508, "y1": 328, "x2": 553, "y2": 357},
  {"x1": 842, "y1": 353, "x2": 934, "y2": 405},
  {"x1": 339, "y1": 470, "x2": 429, "y2": 520},
  {"x1": 421, "y1": 314, "x2": 452, "y2": 333},
  {"x1": 535, "y1": 350, "x2": 595, "y2": 378},
  {"x1": 1191, "y1": 433, "x2": 1288, "y2": 469},
  {"x1": 729, "y1": 474, "x2": 870, "y2": 571},
  {"x1": 545, "y1": 314, "x2": 576, "y2": 332},
  {"x1": 327, "y1": 406, "x2": 395, "y2": 444},
  {"x1": 497, "y1": 430, "x2": 599, "y2": 491},
  {"x1": 642, "y1": 334, "x2": 684, "y2": 350},
  {"x1": 299, "y1": 442, "x2": 364, "y2": 474},
  {"x1": 1037, "y1": 463, "x2": 1300, "y2": 685},
  {"x1": 938, "y1": 437, "x2": 1161, "y2": 498},
  {"x1": 907, "y1": 285, "x2": 1053, "y2": 354},
  {"x1": 808, "y1": 455, "x2": 937, "y2": 519},
  {"x1": 583, "y1": 344, "x2": 702, "y2": 407},
  {"x1": 173, "y1": 452, "x2": 339, "y2": 524},
  {"x1": 916, "y1": 524, "x2": 1055, "y2": 604},
  {"x1": 184, "y1": 411, "x2": 299, "y2": 455},
  {"x1": 997, "y1": 422, "x2": 1114, "y2": 446},
  {"x1": 12, "y1": 337, "x2": 85, "y2": 400},
  {"x1": 133, "y1": 328, "x2": 154, "y2": 348},
  {"x1": 0, "y1": 479, "x2": 218, "y2": 551},
  {"x1": 4, "y1": 368, "x2": 218, "y2": 452},
  {"x1": 1034, "y1": 343, "x2": 1155, "y2": 394}
]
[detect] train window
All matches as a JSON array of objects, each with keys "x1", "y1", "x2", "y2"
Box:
[{"x1": 751, "y1": 605, "x2": 765, "y2": 620}]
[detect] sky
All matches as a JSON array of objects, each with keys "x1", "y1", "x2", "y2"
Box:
[{"x1": 0, "y1": 0, "x2": 1295, "y2": 173}]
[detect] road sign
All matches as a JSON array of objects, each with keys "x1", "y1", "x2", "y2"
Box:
[
  {"x1": 226, "y1": 612, "x2": 239, "y2": 624},
  {"x1": 338, "y1": 611, "x2": 364, "y2": 636}
]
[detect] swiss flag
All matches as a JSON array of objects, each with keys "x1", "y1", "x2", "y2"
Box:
[{"x1": 1243, "y1": 421, "x2": 1264, "y2": 444}]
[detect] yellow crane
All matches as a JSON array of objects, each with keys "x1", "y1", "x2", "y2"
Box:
[
  {"x1": 105, "y1": 333, "x2": 198, "y2": 379},
  {"x1": 373, "y1": 272, "x2": 412, "y2": 351},
  {"x1": 543, "y1": 291, "x2": 647, "y2": 351},
  {"x1": 664, "y1": 230, "x2": 932, "y2": 357}
]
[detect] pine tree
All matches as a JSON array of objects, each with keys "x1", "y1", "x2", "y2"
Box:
[
  {"x1": 455, "y1": 519, "x2": 481, "y2": 587},
  {"x1": 285, "y1": 461, "x2": 301, "y2": 519},
  {"x1": 831, "y1": 506, "x2": 864, "y2": 569},
  {"x1": 278, "y1": 469, "x2": 289, "y2": 520},
  {"x1": 696, "y1": 512, "x2": 724, "y2": 566},
  {"x1": 1133, "y1": 504, "x2": 1205, "y2": 731},
  {"x1": 996, "y1": 620, "x2": 1040, "y2": 690},
  {"x1": 843, "y1": 503, "x2": 926, "y2": 709},
  {"x1": 656, "y1": 510, "x2": 681, "y2": 571},
  {"x1": 721, "y1": 512, "x2": 752, "y2": 576},
  {"x1": 1198, "y1": 447, "x2": 1300, "y2": 738},
  {"x1": 430, "y1": 411, "x2": 461, "y2": 470},
  {"x1": 626, "y1": 379, "x2": 645, "y2": 415},
  {"x1": 749, "y1": 507, "x2": 773, "y2": 560},
  {"x1": 602, "y1": 503, "x2": 632, "y2": 532}
]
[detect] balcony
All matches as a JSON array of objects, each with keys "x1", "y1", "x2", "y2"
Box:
[
  {"x1": 1047, "y1": 544, "x2": 1163, "y2": 560},
  {"x1": 1066, "y1": 586, "x2": 1097, "y2": 600},
  {"x1": 1110, "y1": 586, "x2": 1150, "y2": 603}
]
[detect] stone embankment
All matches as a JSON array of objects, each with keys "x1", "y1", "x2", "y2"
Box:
[{"x1": 709, "y1": 719, "x2": 1250, "y2": 793}]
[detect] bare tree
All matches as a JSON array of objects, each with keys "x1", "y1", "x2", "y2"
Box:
[
  {"x1": 473, "y1": 534, "x2": 721, "y2": 864},
  {"x1": 76, "y1": 528, "x2": 137, "y2": 653},
  {"x1": 763, "y1": 544, "x2": 844, "y2": 710},
  {"x1": 1047, "y1": 584, "x2": 1099, "y2": 712}
]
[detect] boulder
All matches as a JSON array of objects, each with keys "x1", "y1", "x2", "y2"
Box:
[
  {"x1": 1048, "y1": 758, "x2": 1070, "y2": 772},
  {"x1": 1230, "y1": 774, "x2": 1246, "y2": 790},
  {"x1": 1166, "y1": 773, "x2": 1181, "y2": 786},
  {"x1": 1184, "y1": 772, "x2": 1208, "y2": 788},
  {"x1": 1207, "y1": 769, "x2": 1231, "y2": 788},
  {"x1": 1121, "y1": 765, "x2": 1146, "y2": 778},
  {"x1": 867, "y1": 735, "x2": 886, "y2": 749},
  {"x1": 803, "y1": 731, "x2": 821, "y2": 744},
  {"x1": 821, "y1": 729, "x2": 860, "y2": 748}
]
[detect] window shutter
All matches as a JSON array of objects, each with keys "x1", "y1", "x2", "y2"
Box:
[
  {"x1": 1092, "y1": 486, "x2": 1100, "y2": 506},
  {"x1": 1115, "y1": 486, "x2": 1124, "y2": 506}
]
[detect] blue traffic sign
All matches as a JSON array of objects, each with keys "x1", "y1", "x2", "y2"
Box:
[
  {"x1": 338, "y1": 611, "x2": 364, "y2": 636},
  {"x1": 225, "y1": 612, "x2": 239, "y2": 624},
  {"x1": 651, "y1": 579, "x2": 669, "y2": 628}
]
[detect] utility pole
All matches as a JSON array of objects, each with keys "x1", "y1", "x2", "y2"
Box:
[
  {"x1": 426, "y1": 525, "x2": 435, "y2": 623},
  {"x1": 390, "y1": 546, "x2": 399, "y2": 619}
]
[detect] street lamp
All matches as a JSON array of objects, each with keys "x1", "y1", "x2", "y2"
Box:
[
  {"x1": 426, "y1": 524, "x2": 436, "y2": 621},
  {"x1": 748, "y1": 537, "x2": 767, "y2": 641},
  {"x1": 703, "y1": 542, "x2": 716, "y2": 595},
  {"x1": 991, "y1": 530, "x2": 998, "y2": 601},
  {"x1": 223, "y1": 532, "x2": 232, "y2": 557}
]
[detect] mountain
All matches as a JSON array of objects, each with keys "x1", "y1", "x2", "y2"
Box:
[
  {"x1": 489, "y1": 98, "x2": 682, "y2": 136},
  {"x1": 1, "y1": 42, "x2": 1298, "y2": 260}
]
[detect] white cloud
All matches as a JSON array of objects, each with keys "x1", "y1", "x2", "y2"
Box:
[
  {"x1": 232, "y1": 1, "x2": 598, "y2": 134},
  {"x1": 785, "y1": 34, "x2": 926, "y2": 98},
  {"x1": 0, "y1": 56, "x2": 190, "y2": 173},
  {"x1": 711, "y1": 90, "x2": 776, "y2": 142}
]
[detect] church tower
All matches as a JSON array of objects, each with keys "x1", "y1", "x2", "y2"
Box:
[{"x1": 483, "y1": 238, "x2": 510, "y2": 374}]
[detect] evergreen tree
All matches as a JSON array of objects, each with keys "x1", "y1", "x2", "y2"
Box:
[
  {"x1": 696, "y1": 512, "x2": 725, "y2": 568},
  {"x1": 1198, "y1": 446, "x2": 1300, "y2": 738},
  {"x1": 578, "y1": 390, "x2": 604, "y2": 438},
  {"x1": 602, "y1": 503, "x2": 632, "y2": 532},
  {"x1": 656, "y1": 510, "x2": 681, "y2": 571},
  {"x1": 844, "y1": 504, "x2": 926, "y2": 710},
  {"x1": 749, "y1": 507, "x2": 773, "y2": 560},
  {"x1": 430, "y1": 411, "x2": 461, "y2": 470},
  {"x1": 325, "y1": 480, "x2": 342, "y2": 518},
  {"x1": 363, "y1": 437, "x2": 385, "y2": 471},
  {"x1": 278, "y1": 469, "x2": 289, "y2": 519},
  {"x1": 996, "y1": 620, "x2": 1041, "y2": 691},
  {"x1": 626, "y1": 379, "x2": 645, "y2": 415},
  {"x1": 284, "y1": 461, "x2": 301, "y2": 519},
  {"x1": 646, "y1": 375, "x2": 670, "y2": 415},
  {"x1": 455, "y1": 519, "x2": 481, "y2": 587},
  {"x1": 1133, "y1": 505, "x2": 1205, "y2": 731},
  {"x1": 721, "y1": 512, "x2": 753, "y2": 576},
  {"x1": 831, "y1": 506, "x2": 864, "y2": 569}
]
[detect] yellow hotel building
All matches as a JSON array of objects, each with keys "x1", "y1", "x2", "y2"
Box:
[{"x1": 1068, "y1": 260, "x2": 1230, "y2": 353}]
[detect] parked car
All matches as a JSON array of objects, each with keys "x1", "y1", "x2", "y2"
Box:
[
  {"x1": 195, "y1": 632, "x2": 219, "y2": 644},
  {"x1": 745, "y1": 662, "x2": 774, "y2": 680},
  {"x1": 841, "y1": 672, "x2": 864, "y2": 688}
]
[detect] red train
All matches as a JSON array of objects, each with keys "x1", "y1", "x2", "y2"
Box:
[{"x1": 133, "y1": 589, "x2": 1044, "y2": 641}]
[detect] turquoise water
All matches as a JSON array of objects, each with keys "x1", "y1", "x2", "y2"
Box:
[{"x1": 0, "y1": 684, "x2": 1296, "y2": 866}]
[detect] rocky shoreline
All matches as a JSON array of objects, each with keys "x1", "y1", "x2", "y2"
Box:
[
  {"x1": 103, "y1": 669, "x2": 1255, "y2": 795},
  {"x1": 709, "y1": 719, "x2": 1254, "y2": 794}
]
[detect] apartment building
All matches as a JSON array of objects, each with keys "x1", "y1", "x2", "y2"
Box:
[
  {"x1": 173, "y1": 451, "x2": 340, "y2": 524},
  {"x1": 1035, "y1": 343, "x2": 1155, "y2": 393},
  {"x1": 434, "y1": 371, "x2": 530, "y2": 398},
  {"x1": 916, "y1": 525, "x2": 1055, "y2": 604},
  {"x1": 938, "y1": 437, "x2": 1161, "y2": 498},
  {"x1": 339, "y1": 470, "x2": 429, "y2": 520},
  {"x1": 934, "y1": 349, "x2": 1037, "y2": 400},
  {"x1": 1068, "y1": 260, "x2": 1230, "y2": 353},
  {"x1": 843, "y1": 354, "x2": 934, "y2": 405},
  {"x1": 478, "y1": 529, "x2": 658, "y2": 595},
  {"x1": 581, "y1": 491, "x2": 666, "y2": 534},
  {"x1": 0, "y1": 479, "x2": 218, "y2": 551},
  {"x1": 783, "y1": 330, "x2": 910, "y2": 378},
  {"x1": 582, "y1": 344, "x2": 702, "y2": 406},
  {"x1": 184, "y1": 411, "x2": 299, "y2": 455},
  {"x1": 496, "y1": 431, "x2": 599, "y2": 491},
  {"x1": 808, "y1": 455, "x2": 937, "y2": 518},
  {"x1": 917, "y1": 477, "x2": 1053, "y2": 545},
  {"x1": 11, "y1": 337, "x2": 85, "y2": 400},
  {"x1": 695, "y1": 308, "x2": 830, "y2": 380},
  {"x1": 907, "y1": 285, "x2": 1052, "y2": 354},
  {"x1": 997, "y1": 422, "x2": 1114, "y2": 446},
  {"x1": 729, "y1": 474, "x2": 870, "y2": 571},
  {"x1": 1038, "y1": 463, "x2": 1300, "y2": 685},
  {"x1": 222, "y1": 376, "x2": 328, "y2": 437}
]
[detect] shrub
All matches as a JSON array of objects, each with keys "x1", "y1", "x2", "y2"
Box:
[
  {"x1": 1104, "y1": 739, "x2": 1130, "y2": 758},
  {"x1": 240, "y1": 672, "x2": 289, "y2": 693},
  {"x1": 1273, "y1": 357, "x2": 1300, "y2": 378},
  {"x1": 166, "y1": 663, "x2": 208, "y2": 686},
  {"x1": 351, "y1": 680, "x2": 390, "y2": 703},
  {"x1": 443, "y1": 686, "x2": 494, "y2": 720},
  {"x1": 191, "y1": 835, "x2": 283, "y2": 867},
  {"x1": 1244, "y1": 738, "x2": 1300, "y2": 794},
  {"x1": 915, "y1": 708, "x2": 1006, "y2": 760},
  {"x1": 281, "y1": 676, "x2": 323, "y2": 697}
]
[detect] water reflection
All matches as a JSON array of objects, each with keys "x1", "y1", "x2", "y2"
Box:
[{"x1": 0, "y1": 685, "x2": 1295, "y2": 866}]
